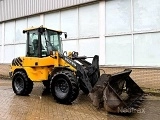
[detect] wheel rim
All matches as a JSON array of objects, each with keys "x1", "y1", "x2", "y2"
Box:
[
  {"x1": 14, "y1": 76, "x2": 24, "y2": 92},
  {"x1": 55, "y1": 78, "x2": 69, "y2": 99}
]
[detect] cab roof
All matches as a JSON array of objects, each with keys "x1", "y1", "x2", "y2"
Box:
[{"x1": 23, "y1": 26, "x2": 62, "y2": 33}]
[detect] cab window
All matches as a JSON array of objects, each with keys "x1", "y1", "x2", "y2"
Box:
[{"x1": 27, "y1": 31, "x2": 39, "y2": 57}]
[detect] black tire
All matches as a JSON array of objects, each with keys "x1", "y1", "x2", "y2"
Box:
[
  {"x1": 12, "y1": 71, "x2": 33, "y2": 96},
  {"x1": 50, "y1": 70, "x2": 79, "y2": 104}
]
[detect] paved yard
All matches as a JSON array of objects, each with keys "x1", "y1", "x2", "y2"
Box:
[{"x1": 0, "y1": 79, "x2": 160, "y2": 120}]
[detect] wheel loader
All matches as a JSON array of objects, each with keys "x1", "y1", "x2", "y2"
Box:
[{"x1": 9, "y1": 26, "x2": 144, "y2": 113}]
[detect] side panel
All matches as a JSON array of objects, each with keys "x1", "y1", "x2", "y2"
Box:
[
  {"x1": 11, "y1": 66, "x2": 51, "y2": 81},
  {"x1": 11, "y1": 55, "x2": 76, "y2": 81},
  {"x1": 24, "y1": 67, "x2": 51, "y2": 81},
  {"x1": 22, "y1": 56, "x2": 56, "y2": 81},
  {"x1": 37, "y1": 57, "x2": 58, "y2": 67},
  {"x1": 11, "y1": 57, "x2": 55, "y2": 81}
]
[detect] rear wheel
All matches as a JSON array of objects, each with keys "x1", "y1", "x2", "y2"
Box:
[
  {"x1": 50, "y1": 70, "x2": 79, "y2": 104},
  {"x1": 12, "y1": 71, "x2": 33, "y2": 96}
]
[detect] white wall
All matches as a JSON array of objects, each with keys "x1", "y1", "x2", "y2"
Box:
[
  {"x1": 15, "y1": 18, "x2": 27, "y2": 43},
  {"x1": 1, "y1": 19, "x2": 27, "y2": 63},
  {"x1": 134, "y1": 0, "x2": 160, "y2": 31},
  {"x1": 44, "y1": 3, "x2": 100, "y2": 63},
  {"x1": 44, "y1": 12, "x2": 61, "y2": 30},
  {"x1": 4, "y1": 45, "x2": 15, "y2": 63},
  {"x1": 134, "y1": 33, "x2": 160, "y2": 66},
  {"x1": 28, "y1": 16, "x2": 40, "y2": 27},
  {"x1": 4, "y1": 21, "x2": 15, "y2": 44},
  {"x1": 0, "y1": 0, "x2": 160, "y2": 67},
  {"x1": 0, "y1": 23, "x2": 3, "y2": 63},
  {"x1": 79, "y1": 4, "x2": 99, "y2": 38},
  {"x1": 105, "y1": 35, "x2": 132, "y2": 66},
  {"x1": 105, "y1": 0, "x2": 132, "y2": 66},
  {"x1": 61, "y1": 8, "x2": 78, "y2": 39},
  {"x1": 0, "y1": 45, "x2": 1, "y2": 63},
  {"x1": 0, "y1": 3, "x2": 100, "y2": 64},
  {"x1": 105, "y1": 0, "x2": 131, "y2": 34},
  {"x1": 0, "y1": 24, "x2": 2, "y2": 45},
  {"x1": 133, "y1": 0, "x2": 160, "y2": 66},
  {"x1": 105, "y1": 0, "x2": 160, "y2": 67},
  {"x1": 79, "y1": 38, "x2": 99, "y2": 63}
]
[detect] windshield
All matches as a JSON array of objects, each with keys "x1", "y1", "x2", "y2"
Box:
[{"x1": 46, "y1": 30, "x2": 62, "y2": 53}]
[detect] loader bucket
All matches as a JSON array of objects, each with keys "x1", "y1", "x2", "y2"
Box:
[{"x1": 103, "y1": 69, "x2": 145, "y2": 113}]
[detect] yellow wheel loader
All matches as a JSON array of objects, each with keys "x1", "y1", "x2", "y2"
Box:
[{"x1": 9, "y1": 26, "x2": 144, "y2": 113}]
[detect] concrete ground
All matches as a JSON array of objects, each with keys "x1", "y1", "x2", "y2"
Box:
[{"x1": 0, "y1": 79, "x2": 160, "y2": 120}]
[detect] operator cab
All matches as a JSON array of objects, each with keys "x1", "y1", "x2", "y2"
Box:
[{"x1": 23, "y1": 26, "x2": 67, "y2": 57}]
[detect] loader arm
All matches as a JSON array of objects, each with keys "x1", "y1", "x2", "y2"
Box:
[{"x1": 59, "y1": 52, "x2": 100, "y2": 92}]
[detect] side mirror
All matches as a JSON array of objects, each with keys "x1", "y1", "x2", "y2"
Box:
[{"x1": 64, "y1": 32, "x2": 67, "y2": 39}]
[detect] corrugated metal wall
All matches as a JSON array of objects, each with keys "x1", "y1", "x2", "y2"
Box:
[{"x1": 0, "y1": 0, "x2": 97, "y2": 22}]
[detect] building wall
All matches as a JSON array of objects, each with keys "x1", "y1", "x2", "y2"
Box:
[
  {"x1": 0, "y1": 0, "x2": 97, "y2": 22},
  {"x1": 0, "y1": 0, "x2": 160, "y2": 89},
  {"x1": 105, "y1": 0, "x2": 160, "y2": 67},
  {"x1": 0, "y1": 0, "x2": 160, "y2": 67},
  {"x1": 101, "y1": 67, "x2": 160, "y2": 89},
  {"x1": 0, "y1": 2, "x2": 100, "y2": 64}
]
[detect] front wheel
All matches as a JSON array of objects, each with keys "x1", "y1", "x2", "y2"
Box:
[
  {"x1": 50, "y1": 70, "x2": 79, "y2": 104},
  {"x1": 12, "y1": 71, "x2": 33, "y2": 96}
]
